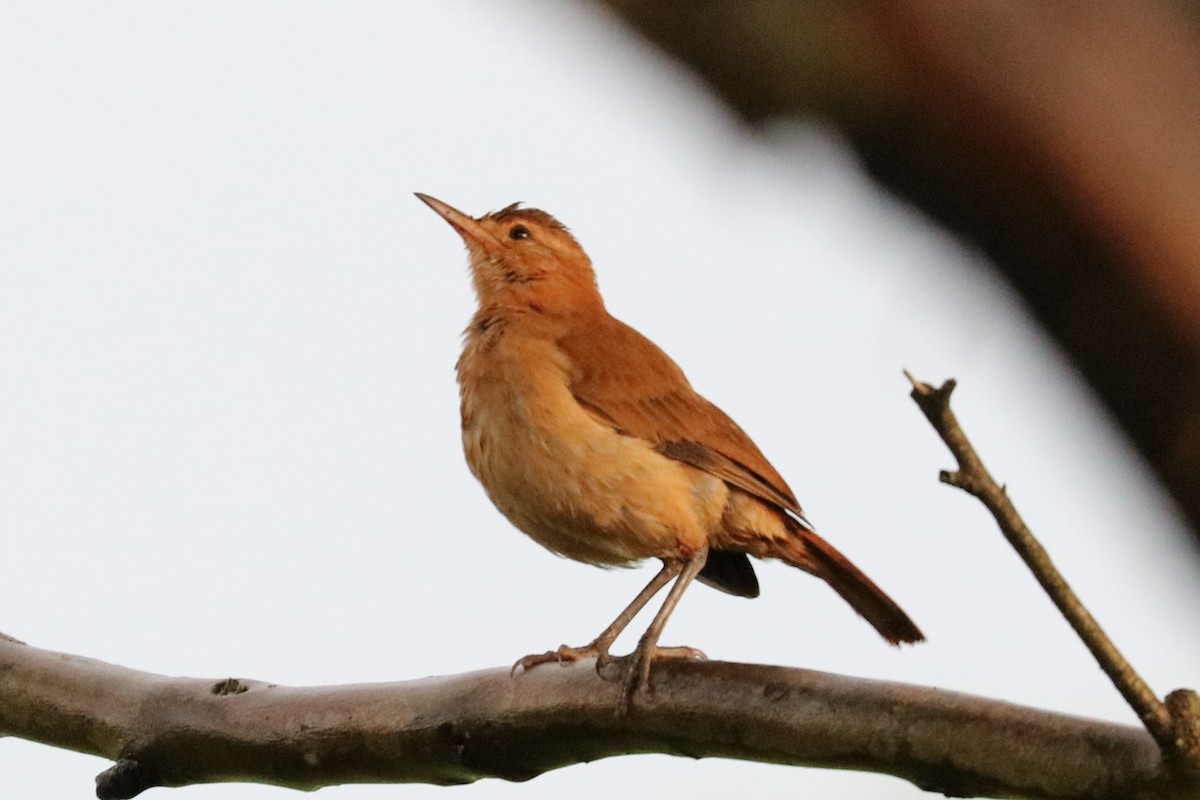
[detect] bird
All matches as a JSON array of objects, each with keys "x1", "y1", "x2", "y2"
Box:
[{"x1": 415, "y1": 193, "x2": 923, "y2": 705}]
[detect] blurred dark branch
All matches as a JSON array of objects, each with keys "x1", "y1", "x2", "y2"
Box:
[
  {"x1": 597, "y1": 0, "x2": 1200, "y2": 547},
  {"x1": 0, "y1": 633, "x2": 1186, "y2": 800}
]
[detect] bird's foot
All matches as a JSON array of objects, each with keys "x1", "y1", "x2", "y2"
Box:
[
  {"x1": 617, "y1": 644, "x2": 707, "y2": 715},
  {"x1": 511, "y1": 642, "x2": 611, "y2": 677}
]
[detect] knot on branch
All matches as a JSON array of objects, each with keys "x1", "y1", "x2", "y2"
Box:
[
  {"x1": 211, "y1": 677, "x2": 249, "y2": 695},
  {"x1": 1166, "y1": 688, "x2": 1200, "y2": 773},
  {"x1": 95, "y1": 759, "x2": 161, "y2": 800},
  {"x1": 939, "y1": 469, "x2": 987, "y2": 496}
]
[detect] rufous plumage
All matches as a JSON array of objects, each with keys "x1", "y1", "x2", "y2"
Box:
[{"x1": 416, "y1": 193, "x2": 923, "y2": 706}]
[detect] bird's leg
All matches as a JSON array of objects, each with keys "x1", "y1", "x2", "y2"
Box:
[
  {"x1": 620, "y1": 547, "x2": 709, "y2": 710},
  {"x1": 578, "y1": 561, "x2": 682, "y2": 670},
  {"x1": 512, "y1": 562, "x2": 679, "y2": 676}
]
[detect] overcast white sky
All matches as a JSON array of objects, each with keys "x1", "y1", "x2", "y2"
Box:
[{"x1": 3, "y1": 2, "x2": 1198, "y2": 799}]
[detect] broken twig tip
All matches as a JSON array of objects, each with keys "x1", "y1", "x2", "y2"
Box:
[
  {"x1": 934, "y1": 378, "x2": 957, "y2": 401},
  {"x1": 904, "y1": 373, "x2": 958, "y2": 414}
]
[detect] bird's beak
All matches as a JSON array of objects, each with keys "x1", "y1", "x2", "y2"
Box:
[{"x1": 415, "y1": 193, "x2": 504, "y2": 256}]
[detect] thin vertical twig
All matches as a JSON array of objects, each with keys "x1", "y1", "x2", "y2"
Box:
[{"x1": 903, "y1": 372, "x2": 1197, "y2": 762}]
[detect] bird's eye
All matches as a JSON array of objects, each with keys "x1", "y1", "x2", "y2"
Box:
[{"x1": 509, "y1": 225, "x2": 530, "y2": 240}]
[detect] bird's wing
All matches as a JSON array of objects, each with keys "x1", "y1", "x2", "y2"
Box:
[{"x1": 560, "y1": 314, "x2": 805, "y2": 517}]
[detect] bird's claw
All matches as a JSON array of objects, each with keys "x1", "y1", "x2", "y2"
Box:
[
  {"x1": 650, "y1": 645, "x2": 708, "y2": 663},
  {"x1": 512, "y1": 640, "x2": 707, "y2": 714},
  {"x1": 617, "y1": 644, "x2": 708, "y2": 714},
  {"x1": 511, "y1": 642, "x2": 611, "y2": 677}
]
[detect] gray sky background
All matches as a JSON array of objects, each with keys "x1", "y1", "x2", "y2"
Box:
[{"x1": 3, "y1": 3, "x2": 1199, "y2": 799}]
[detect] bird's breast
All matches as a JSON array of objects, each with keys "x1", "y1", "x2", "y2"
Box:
[{"x1": 456, "y1": 328, "x2": 722, "y2": 566}]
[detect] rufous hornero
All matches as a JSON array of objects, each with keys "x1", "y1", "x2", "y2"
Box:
[{"x1": 416, "y1": 194, "x2": 923, "y2": 708}]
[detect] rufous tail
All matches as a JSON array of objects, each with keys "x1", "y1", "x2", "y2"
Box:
[{"x1": 776, "y1": 522, "x2": 924, "y2": 645}]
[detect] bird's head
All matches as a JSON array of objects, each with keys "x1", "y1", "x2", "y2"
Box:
[{"x1": 416, "y1": 193, "x2": 602, "y2": 313}]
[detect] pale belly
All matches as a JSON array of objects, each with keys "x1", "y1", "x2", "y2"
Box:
[{"x1": 459, "y1": 349, "x2": 726, "y2": 566}]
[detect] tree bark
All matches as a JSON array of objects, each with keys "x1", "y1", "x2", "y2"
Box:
[{"x1": 0, "y1": 634, "x2": 1186, "y2": 799}]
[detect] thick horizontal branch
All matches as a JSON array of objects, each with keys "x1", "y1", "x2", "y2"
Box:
[{"x1": 0, "y1": 635, "x2": 1178, "y2": 799}]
